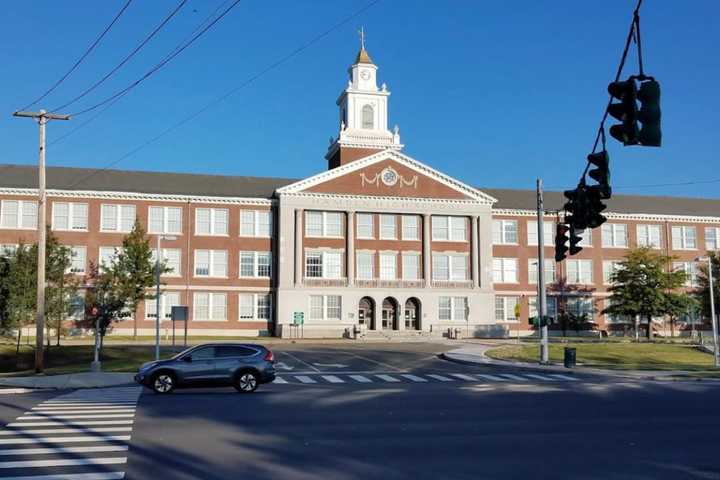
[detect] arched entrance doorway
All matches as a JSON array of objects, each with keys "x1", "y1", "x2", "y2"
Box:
[
  {"x1": 358, "y1": 297, "x2": 375, "y2": 330},
  {"x1": 404, "y1": 298, "x2": 421, "y2": 330},
  {"x1": 382, "y1": 297, "x2": 398, "y2": 330}
]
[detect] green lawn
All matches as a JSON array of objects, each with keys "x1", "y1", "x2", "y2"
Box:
[{"x1": 486, "y1": 342, "x2": 716, "y2": 372}]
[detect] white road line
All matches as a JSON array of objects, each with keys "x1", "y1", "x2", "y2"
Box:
[
  {"x1": 272, "y1": 376, "x2": 288, "y2": 384},
  {"x1": 33, "y1": 405, "x2": 137, "y2": 409},
  {"x1": 8, "y1": 420, "x2": 134, "y2": 427},
  {"x1": 548, "y1": 374, "x2": 579, "y2": 381},
  {"x1": 321, "y1": 375, "x2": 345, "y2": 384},
  {"x1": 29, "y1": 409, "x2": 135, "y2": 415},
  {"x1": 349, "y1": 375, "x2": 372, "y2": 383},
  {"x1": 294, "y1": 376, "x2": 317, "y2": 384},
  {"x1": 523, "y1": 373, "x2": 558, "y2": 381},
  {"x1": 375, "y1": 374, "x2": 400, "y2": 383},
  {"x1": 0, "y1": 388, "x2": 36, "y2": 394},
  {"x1": 0, "y1": 473, "x2": 126, "y2": 480},
  {"x1": 0, "y1": 427, "x2": 132, "y2": 435},
  {"x1": 282, "y1": 351, "x2": 322, "y2": 372},
  {"x1": 0, "y1": 457, "x2": 127, "y2": 469},
  {"x1": 400, "y1": 374, "x2": 428, "y2": 382},
  {"x1": 0, "y1": 435, "x2": 131, "y2": 445},
  {"x1": 18, "y1": 414, "x2": 135, "y2": 420},
  {"x1": 426, "y1": 374, "x2": 454, "y2": 382},
  {"x1": 39, "y1": 403, "x2": 137, "y2": 407},
  {"x1": 0, "y1": 445, "x2": 129, "y2": 456},
  {"x1": 475, "y1": 374, "x2": 508, "y2": 382},
  {"x1": 497, "y1": 374, "x2": 528, "y2": 381},
  {"x1": 451, "y1": 374, "x2": 478, "y2": 381}
]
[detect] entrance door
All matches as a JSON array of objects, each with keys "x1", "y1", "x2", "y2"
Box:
[
  {"x1": 382, "y1": 298, "x2": 396, "y2": 330},
  {"x1": 359, "y1": 297, "x2": 374, "y2": 329},
  {"x1": 405, "y1": 308, "x2": 417, "y2": 330}
]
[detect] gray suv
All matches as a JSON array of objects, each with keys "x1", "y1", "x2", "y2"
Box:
[{"x1": 134, "y1": 343, "x2": 276, "y2": 394}]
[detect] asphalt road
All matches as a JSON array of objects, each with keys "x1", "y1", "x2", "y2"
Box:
[{"x1": 1, "y1": 344, "x2": 719, "y2": 480}]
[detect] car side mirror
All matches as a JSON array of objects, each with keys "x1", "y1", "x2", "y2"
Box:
[{"x1": 182, "y1": 356, "x2": 192, "y2": 363}]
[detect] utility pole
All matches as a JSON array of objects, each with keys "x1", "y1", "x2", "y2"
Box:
[
  {"x1": 12, "y1": 110, "x2": 71, "y2": 373},
  {"x1": 537, "y1": 179, "x2": 549, "y2": 364},
  {"x1": 156, "y1": 235, "x2": 162, "y2": 362}
]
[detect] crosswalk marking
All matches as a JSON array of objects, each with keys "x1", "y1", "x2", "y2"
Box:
[
  {"x1": 0, "y1": 426, "x2": 132, "y2": 435},
  {"x1": 18, "y1": 413, "x2": 135, "y2": 420},
  {"x1": 375, "y1": 374, "x2": 400, "y2": 383},
  {"x1": 273, "y1": 376, "x2": 288, "y2": 384},
  {"x1": 8, "y1": 420, "x2": 134, "y2": 427},
  {"x1": 523, "y1": 373, "x2": 557, "y2": 381},
  {"x1": 497, "y1": 374, "x2": 527, "y2": 381},
  {"x1": 400, "y1": 374, "x2": 428, "y2": 382},
  {"x1": 349, "y1": 375, "x2": 372, "y2": 383},
  {"x1": 321, "y1": 375, "x2": 345, "y2": 384},
  {"x1": 451, "y1": 373, "x2": 478, "y2": 381},
  {"x1": 27, "y1": 409, "x2": 135, "y2": 415},
  {"x1": 0, "y1": 435, "x2": 131, "y2": 445},
  {"x1": 0, "y1": 457, "x2": 127, "y2": 469},
  {"x1": 476, "y1": 374, "x2": 508, "y2": 381},
  {"x1": 295, "y1": 375, "x2": 317, "y2": 384},
  {"x1": 0, "y1": 474, "x2": 126, "y2": 480},
  {"x1": 548, "y1": 374, "x2": 578, "y2": 381},
  {"x1": 0, "y1": 445, "x2": 129, "y2": 456},
  {"x1": 426, "y1": 374, "x2": 454, "y2": 382}
]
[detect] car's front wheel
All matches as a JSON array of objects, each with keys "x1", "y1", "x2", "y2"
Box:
[
  {"x1": 234, "y1": 371, "x2": 258, "y2": 393},
  {"x1": 152, "y1": 372, "x2": 176, "y2": 394}
]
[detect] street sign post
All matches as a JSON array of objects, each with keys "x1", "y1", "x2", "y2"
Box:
[
  {"x1": 292, "y1": 312, "x2": 304, "y2": 338},
  {"x1": 171, "y1": 306, "x2": 189, "y2": 348}
]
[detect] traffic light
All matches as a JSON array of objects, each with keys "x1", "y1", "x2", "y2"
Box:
[
  {"x1": 587, "y1": 150, "x2": 611, "y2": 199},
  {"x1": 637, "y1": 79, "x2": 661, "y2": 147},
  {"x1": 569, "y1": 225, "x2": 583, "y2": 255},
  {"x1": 608, "y1": 79, "x2": 639, "y2": 145},
  {"x1": 585, "y1": 185, "x2": 607, "y2": 229},
  {"x1": 555, "y1": 223, "x2": 569, "y2": 262},
  {"x1": 564, "y1": 186, "x2": 588, "y2": 230}
]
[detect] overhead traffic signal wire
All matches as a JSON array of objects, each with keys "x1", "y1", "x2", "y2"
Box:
[
  {"x1": 65, "y1": 0, "x2": 242, "y2": 117},
  {"x1": 17, "y1": 0, "x2": 135, "y2": 112},
  {"x1": 64, "y1": 0, "x2": 382, "y2": 189},
  {"x1": 50, "y1": 0, "x2": 189, "y2": 113}
]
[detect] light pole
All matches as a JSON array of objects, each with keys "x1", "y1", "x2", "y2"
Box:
[
  {"x1": 155, "y1": 235, "x2": 176, "y2": 361},
  {"x1": 696, "y1": 256, "x2": 718, "y2": 367}
]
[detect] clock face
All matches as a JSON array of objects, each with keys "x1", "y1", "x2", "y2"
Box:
[
  {"x1": 360, "y1": 70, "x2": 371, "y2": 80},
  {"x1": 381, "y1": 167, "x2": 398, "y2": 186}
]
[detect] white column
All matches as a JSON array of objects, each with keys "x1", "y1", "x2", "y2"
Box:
[
  {"x1": 294, "y1": 209, "x2": 303, "y2": 286},
  {"x1": 423, "y1": 214, "x2": 431, "y2": 287},
  {"x1": 471, "y1": 216, "x2": 480, "y2": 288},
  {"x1": 346, "y1": 211, "x2": 355, "y2": 286}
]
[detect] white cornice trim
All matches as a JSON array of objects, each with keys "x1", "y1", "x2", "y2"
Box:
[
  {"x1": 278, "y1": 149, "x2": 498, "y2": 205},
  {"x1": 282, "y1": 191, "x2": 483, "y2": 207},
  {"x1": 492, "y1": 208, "x2": 720, "y2": 224},
  {"x1": 0, "y1": 187, "x2": 274, "y2": 206}
]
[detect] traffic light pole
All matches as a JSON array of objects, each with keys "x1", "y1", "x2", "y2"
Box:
[{"x1": 537, "y1": 179, "x2": 549, "y2": 364}]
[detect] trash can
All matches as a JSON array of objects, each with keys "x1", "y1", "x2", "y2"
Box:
[{"x1": 564, "y1": 347, "x2": 576, "y2": 368}]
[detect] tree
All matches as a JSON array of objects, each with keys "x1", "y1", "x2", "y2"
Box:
[
  {"x1": 603, "y1": 247, "x2": 687, "y2": 340},
  {"x1": 2, "y1": 244, "x2": 37, "y2": 349},
  {"x1": 695, "y1": 251, "x2": 720, "y2": 325},
  {"x1": 664, "y1": 292, "x2": 699, "y2": 338},
  {"x1": 44, "y1": 234, "x2": 80, "y2": 346}
]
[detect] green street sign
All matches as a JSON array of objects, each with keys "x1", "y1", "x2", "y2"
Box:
[{"x1": 293, "y1": 311, "x2": 304, "y2": 326}]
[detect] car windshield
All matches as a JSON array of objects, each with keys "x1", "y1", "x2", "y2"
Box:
[{"x1": 170, "y1": 346, "x2": 198, "y2": 360}]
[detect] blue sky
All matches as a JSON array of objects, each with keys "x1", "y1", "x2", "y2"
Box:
[{"x1": 2, "y1": 1, "x2": 718, "y2": 198}]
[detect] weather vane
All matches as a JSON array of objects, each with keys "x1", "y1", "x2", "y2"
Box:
[{"x1": 358, "y1": 26, "x2": 366, "y2": 49}]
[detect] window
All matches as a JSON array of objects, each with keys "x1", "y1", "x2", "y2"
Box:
[
  {"x1": 495, "y1": 296, "x2": 519, "y2": 322},
  {"x1": 440, "y1": 297, "x2": 468, "y2": 321},
  {"x1": 605, "y1": 298, "x2": 632, "y2": 324},
  {"x1": 379, "y1": 252, "x2": 397, "y2": 280},
  {"x1": 566, "y1": 259, "x2": 593, "y2": 284},
  {"x1": 69, "y1": 294, "x2": 85, "y2": 320},
  {"x1": 674, "y1": 262, "x2": 700, "y2": 287},
  {"x1": 492, "y1": 220, "x2": 518, "y2": 244},
  {"x1": 99, "y1": 246, "x2": 122, "y2": 269},
  {"x1": 0, "y1": 244, "x2": 18, "y2": 257},
  {"x1": 357, "y1": 213, "x2": 374, "y2": 238},
  {"x1": 527, "y1": 221, "x2": 554, "y2": 246},
  {"x1": 357, "y1": 252, "x2": 374, "y2": 280},
  {"x1": 151, "y1": 248, "x2": 181, "y2": 276},
  {"x1": 239, "y1": 210, "x2": 272, "y2": 237},
  {"x1": 148, "y1": 206, "x2": 182, "y2": 234},
  {"x1": 69, "y1": 246, "x2": 86, "y2": 274},
  {"x1": 492, "y1": 258, "x2": 518, "y2": 283},
  {"x1": 603, "y1": 260, "x2": 623, "y2": 285},
  {"x1": 193, "y1": 293, "x2": 227, "y2": 321},
  {"x1": 195, "y1": 208, "x2": 228, "y2": 236},
  {"x1": 402, "y1": 253, "x2": 420, "y2": 280},
  {"x1": 309, "y1": 295, "x2": 342, "y2": 320},
  {"x1": 432, "y1": 216, "x2": 467, "y2": 241},
  {"x1": 705, "y1": 227, "x2": 720, "y2": 250},
  {"x1": 239, "y1": 251, "x2": 271, "y2": 278},
  {"x1": 101, "y1": 204, "x2": 136, "y2": 232},
  {"x1": 602, "y1": 223, "x2": 628, "y2": 248},
  {"x1": 52, "y1": 202, "x2": 88, "y2": 231},
  {"x1": 575, "y1": 228, "x2": 592, "y2": 247},
  {"x1": 567, "y1": 297, "x2": 594, "y2": 321},
  {"x1": 1, "y1": 200, "x2": 37, "y2": 229},
  {"x1": 239, "y1": 293, "x2": 272, "y2": 320},
  {"x1": 305, "y1": 211, "x2": 343, "y2": 237},
  {"x1": 401, "y1": 215, "x2": 420, "y2": 240},
  {"x1": 671, "y1": 226, "x2": 696, "y2": 250},
  {"x1": 637, "y1": 224, "x2": 662, "y2": 249},
  {"x1": 528, "y1": 259, "x2": 556, "y2": 284},
  {"x1": 305, "y1": 251, "x2": 342, "y2": 279},
  {"x1": 194, "y1": 250, "x2": 227, "y2": 277},
  {"x1": 379, "y1": 215, "x2": 397, "y2": 239},
  {"x1": 529, "y1": 296, "x2": 558, "y2": 320},
  {"x1": 362, "y1": 104, "x2": 374, "y2": 129},
  {"x1": 146, "y1": 292, "x2": 181, "y2": 320},
  {"x1": 433, "y1": 254, "x2": 468, "y2": 281}
]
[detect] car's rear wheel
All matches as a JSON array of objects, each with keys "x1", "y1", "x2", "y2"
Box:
[
  {"x1": 234, "y1": 371, "x2": 258, "y2": 393},
  {"x1": 152, "y1": 372, "x2": 175, "y2": 394}
]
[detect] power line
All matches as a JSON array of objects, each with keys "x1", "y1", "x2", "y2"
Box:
[
  {"x1": 546, "y1": 178, "x2": 720, "y2": 193},
  {"x1": 65, "y1": 0, "x2": 382, "y2": 189},
  {"x1": 66, "y1": 0, "x2": 242, "y2": 117},
  {"x1": 50, "y1": 0, "x2": 189, "y2": 113},
  {"x1": 17, "y1": 0, "x2": 134, "y2": 111}
]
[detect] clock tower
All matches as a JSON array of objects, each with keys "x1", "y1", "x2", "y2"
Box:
[{"x1": 327, "y1": 28, "x2": 402, "y2": 169}]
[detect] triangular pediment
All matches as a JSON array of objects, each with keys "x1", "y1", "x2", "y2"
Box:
[{"x1": 277, "y1": 150, "x2": 496, "y2": 204}]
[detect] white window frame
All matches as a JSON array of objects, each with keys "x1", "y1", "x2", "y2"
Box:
[
  {"x1": 527, "y1": 221, "x2": 554, "y2": 246},
  {"x1": 492, "y1": 220, "x2": 518, "y2": 245},
  {"x1": 603, "y1": 260, "x2": 623, "y2": 285},
  {"x1": 309, "y1": 295, "x2": 342, "y2": 320},
  {"x1": 98, "y1": 246, "x2": 123, "y2": 270},
  {"x1": 401, "y1": 215, "x2": 420, "y2": 241},
  {"x1": 575, "y1": 228, "x2": 593, "y2": 247},
  {"x1": 145, "y1": 292, "x2": 181, "y2": 320},
  {"x1": 194, "y1": 249, "x2": 228, "y2": 278},
  {"x1": 495, "y1": 296, "x2": 519, "y2": 322},
  {"x1": 193, "y1": 292, "x2": 227, "y2": 321},
  {"x1": 304, "y1": 250, "x2": 343, "y2": 279},
  {"x1": 151, "y1": 248, "x2": 182, "y2": 277},
  {"x1": 528, "y1": 258, "x2": 556, "y2": 284},
  {"x1": 239, "y1": 210, "x2": 272, "y2": 237},
  {"x1": 0, "y1": 200, "x2": 37, "y2": 230},
  {"x1": 492, "y1": 258, "x2": 518, "y2": 284},
  {"x1": 238, "y1": 293, "x2": 272, "y2": 320},
  {"x1": 673, "y1": 261, "x2": 700, "y2": 288},
  {"x1": 706, "y1": 227, "x2": 720, "y2": 251},
  {"x1": 148, "y1": 206, "x2": 183, "y2": 235},
  {"x1": 433, "y1": 253, "x2": 469, "y2": 281},
  {"x1": 529, "y1": 296, "x2": 558, "y2": 320},
  {"x1": 636, "y1": 224, "x2": 662, "y2": 249},
  {"x1": 432, "y1": 216, "x2": 467, "y2": 242},
  {"x1": 379, "y1": 214, "x2": 397, "y2": 240},
  {"x1": 68, "y1": 246, "x2": 87, "y2": 274},
  {"x1": 52, "y1": 202, "x2": 88, "y2": 231},
  {"x1": 602, "y1": 223, "x2": 628, "y2": 248},
  {"x1": 100, "y1": 204, "x2": 136, "y2": 233},
  {"x1": 356, "y1": 213, "x2": 374, "y2": 239},
  {"x1": 379, "y1": 252, "x2": 397, "y2": 280},
  {"x1": 567, "y1": 259, "x2": 593, "y2": 285},
  {"x1": 402, "y1": 252, "x2": 420, "y2": 280},
  {"x1": 356, "y1": 251, "x2": 374, "y2": 280},
  {"x1": 239, "y1": 251, "x2": 272, "y2": 278},
  {"x1": 439, "y1": 297, "x2": 468, "y2": 321},
  {"x1": 195, "y1": 208, "x2": 229, "y2": 236},
  {"x1": 567, "y1": 297, "x2": 594, "y2": 321},
  {"x1": 305, "y1": 211, "x2": 343, "y2": 238},
  {"x1": 671, "y1": 226, "x2": 697, "y2": 250}
]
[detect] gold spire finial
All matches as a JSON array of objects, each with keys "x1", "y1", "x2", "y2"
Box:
[{"x1": 354, "y1": 26, "x2": 373, "y2": 64}]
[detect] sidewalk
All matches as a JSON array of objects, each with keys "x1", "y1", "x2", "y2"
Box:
[
  {"x1": 441, "y1": 344, "x2": 720, "y2": 382},
  {"x1": 0, "y1": 372, "x2": 135, "y2": 390}
]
